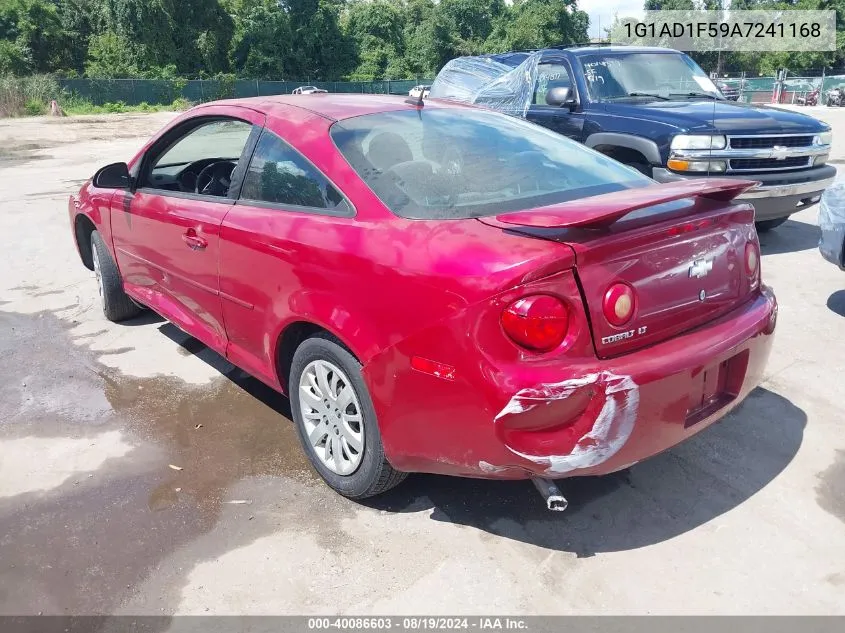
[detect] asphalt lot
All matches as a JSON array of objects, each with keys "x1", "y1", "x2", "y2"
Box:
[{"x1": 0, "y1": 106, "x2": 844, "y2": 617}]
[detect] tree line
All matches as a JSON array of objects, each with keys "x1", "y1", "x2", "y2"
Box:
[
  {"x1": 0, "y1": 0, "x2": 589, "y2": 81},
  {"x1": 1, "y1": 0, "x2": 843, "y2": 83}
]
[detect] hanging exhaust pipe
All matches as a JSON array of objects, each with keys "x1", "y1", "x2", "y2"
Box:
[{"x1": 532, "y1": 477, "x2": 568, "y2": 512}]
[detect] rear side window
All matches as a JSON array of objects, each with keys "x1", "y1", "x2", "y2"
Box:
[
  {"x1": 240, "y1": 130, "x2": 347, "y2": 211},
  {"x1": 331, "y1": 108, "x2": 649, "y2": 220}
]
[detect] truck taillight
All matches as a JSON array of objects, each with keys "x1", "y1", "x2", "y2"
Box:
[
  {"x1": 603, "y1": 283, "x2": 636, "y2": 326},
  {"x1": 501, "y1": 294, "x2": 569, "y2": 352}
]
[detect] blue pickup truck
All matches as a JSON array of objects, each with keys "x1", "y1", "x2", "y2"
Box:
[{"x1": 430, "y1": 45, "x2": 835, "y2": 232}]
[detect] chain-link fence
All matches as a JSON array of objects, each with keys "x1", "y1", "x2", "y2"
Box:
[
  {"x1": 58, "y1": 78, "x2": 434, "y2": 106},
  {"x1": 719, "y1": 70, "x2": 845, "y2": 104},
  {"x1": 57, "y1": 72, "x2": 845, "y2": 108}
]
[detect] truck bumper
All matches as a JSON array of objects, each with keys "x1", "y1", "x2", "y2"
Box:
[{"x1": 652, "y1": 165, "x2": 837, "y2": 221}]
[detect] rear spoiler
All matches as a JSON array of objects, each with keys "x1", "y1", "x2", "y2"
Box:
[{"x1": 494, "y1": 179, "x2": 760, "y2": 229}]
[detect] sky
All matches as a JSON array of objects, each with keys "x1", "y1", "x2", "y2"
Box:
[{"x1": 578, "y1": 0, "x2": 646, "y2": 40}]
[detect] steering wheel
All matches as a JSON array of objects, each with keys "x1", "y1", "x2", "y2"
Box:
[{"x1": 196, "y1": 160, "x2": 236, "y2": 196}]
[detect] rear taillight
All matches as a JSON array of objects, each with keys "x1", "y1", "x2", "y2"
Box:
[
  {"x1": 501, "y1": 294, "x2": 569, "y2": 352},
  {"x1": 603, "y1": 283, "x2": 635, "y2": 326},
  {"x1": 745, "y1": 242, "x2": 759, "y2": 278}
]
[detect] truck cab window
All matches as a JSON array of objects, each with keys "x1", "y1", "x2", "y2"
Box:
[{"x1": 535, "y1": 64, "x2": 574, "y2": 105}]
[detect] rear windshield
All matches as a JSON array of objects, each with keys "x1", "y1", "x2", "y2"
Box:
[{"x1": 330, "y1": 108, "x2": 650, "y2": 220}]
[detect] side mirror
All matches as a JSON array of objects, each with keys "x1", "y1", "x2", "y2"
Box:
[
  {"x1": 546, "y1": 86, "x2": 576, "y2": 108},
  {"x1": 93, "y1": 162, "x2": 131, "y2": 189}
]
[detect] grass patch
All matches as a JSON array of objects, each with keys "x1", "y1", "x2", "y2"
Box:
[
  {"x1": 62, "y1": 98, "x2": 192, "y2": 115},
  {"x1": 24, "y1": 98, "x2": 47, "y2": 116}
]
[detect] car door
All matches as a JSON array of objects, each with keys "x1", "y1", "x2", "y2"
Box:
[
  {"x1": 110, "y1": 107, "x2": 264, "y2": 354},
  {"x1": 217, "y1": 117, "x2": 354, "y2": 388},
  {"x1": 526, "y1": 59, "x2": 586, "y2": 142}
]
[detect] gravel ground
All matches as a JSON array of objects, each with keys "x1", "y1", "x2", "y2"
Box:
[{"x1": 0, "y1": 107, "x2": 843, "y2": 618}]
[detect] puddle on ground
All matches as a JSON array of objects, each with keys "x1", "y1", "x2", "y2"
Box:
[
  {"x1": 0, "y1": 308, "x2": 314, "y2": 503},
  {"x1": 98, "y1": 364, "x2": 313, "y2": 515},
  {"x1": 0, "y1": 308, "x2": 322, "y2": 614},
  {"x1": 816, "y1": 449, "x2": 845, "y2": 524}
]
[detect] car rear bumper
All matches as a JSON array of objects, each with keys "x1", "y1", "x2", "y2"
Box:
[
  {"x1": 652, "y1": 165, "x2": 836, "y2": 221},
  {"x1": 366, "y1": 286, "x2": 777, "y2": 480}
]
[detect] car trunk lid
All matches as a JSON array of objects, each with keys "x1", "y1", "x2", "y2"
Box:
[{"x1": 478, "y1": 179, "x2": 761, "y2": 358}]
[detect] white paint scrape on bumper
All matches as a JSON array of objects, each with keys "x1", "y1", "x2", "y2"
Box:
[{"x1": 495, "y1": 371, "x2": 640, "y2": 476}]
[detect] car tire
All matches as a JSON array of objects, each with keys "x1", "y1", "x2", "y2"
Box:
[
  {"x1": 91, "y1": 230, "x2": 141, "y2": 322},
  {"x1": 755, "y1": 217, "x2": 789, "y2": 233},
  {"x1": 290, "y1": 334, "x2": 407, "y2": 499}
]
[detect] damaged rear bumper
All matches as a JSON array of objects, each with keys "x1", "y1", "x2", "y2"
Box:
[
  {"x1": 367, "y1": 286, "x2": 776, "y2": 480},
  {"x1": 490, "y1": 287, "x2": 776, "y2": 479}
]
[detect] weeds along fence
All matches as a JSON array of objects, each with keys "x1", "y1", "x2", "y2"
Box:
[
  {"x1": 57, "y1": 78, "x2": 434, "y2": 106},
  {"x1": 0, "y1": 75, "x2": 62, "y2": 117}
]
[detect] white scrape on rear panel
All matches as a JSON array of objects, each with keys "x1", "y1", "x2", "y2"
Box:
[
  {"x1": 495, "y1": 371, "x2": 640, "y2": 475},
  {"x1": 478, "y1": 460, "x2": 510, "y2": 474}
]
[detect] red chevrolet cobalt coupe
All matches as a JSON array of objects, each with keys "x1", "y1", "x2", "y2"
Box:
[{"x1": 69, "y1": 95, "x2": 777, "y2": 508}]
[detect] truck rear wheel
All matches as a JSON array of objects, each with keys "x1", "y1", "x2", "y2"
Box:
[
  {"x1": 755, "y1": 218, "x2": 789, "y2": 233},
  {"x1": 624, "y1": 161, "x2": 651, "y2": 177}
]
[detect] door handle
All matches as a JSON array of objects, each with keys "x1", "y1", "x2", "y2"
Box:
[{"x1": 182, "y1": 229, "x2": 208, "y2": 250}]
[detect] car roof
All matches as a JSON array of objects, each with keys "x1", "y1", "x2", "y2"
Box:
[{"x1": 197, "y1": 93, "x2": 469, "y2": 122}]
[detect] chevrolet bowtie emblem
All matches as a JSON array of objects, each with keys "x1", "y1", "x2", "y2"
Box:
[
  {"x1": 689, "y1": 259, "x2": 713, "y2": 279},
  {"x1": 771, "y1": 145, "x2": 789, "y2": 160}
]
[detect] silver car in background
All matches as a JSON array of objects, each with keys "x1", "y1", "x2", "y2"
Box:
[
  {"x1": 292, "y1": 86, "x2": 328, "y2": 95},
  {"x1": 820, "y1": 175, "x2": 845, "y2": 270},
  {"x1": 408, "y1": 85, "x2": 431, "y2": 99}
]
